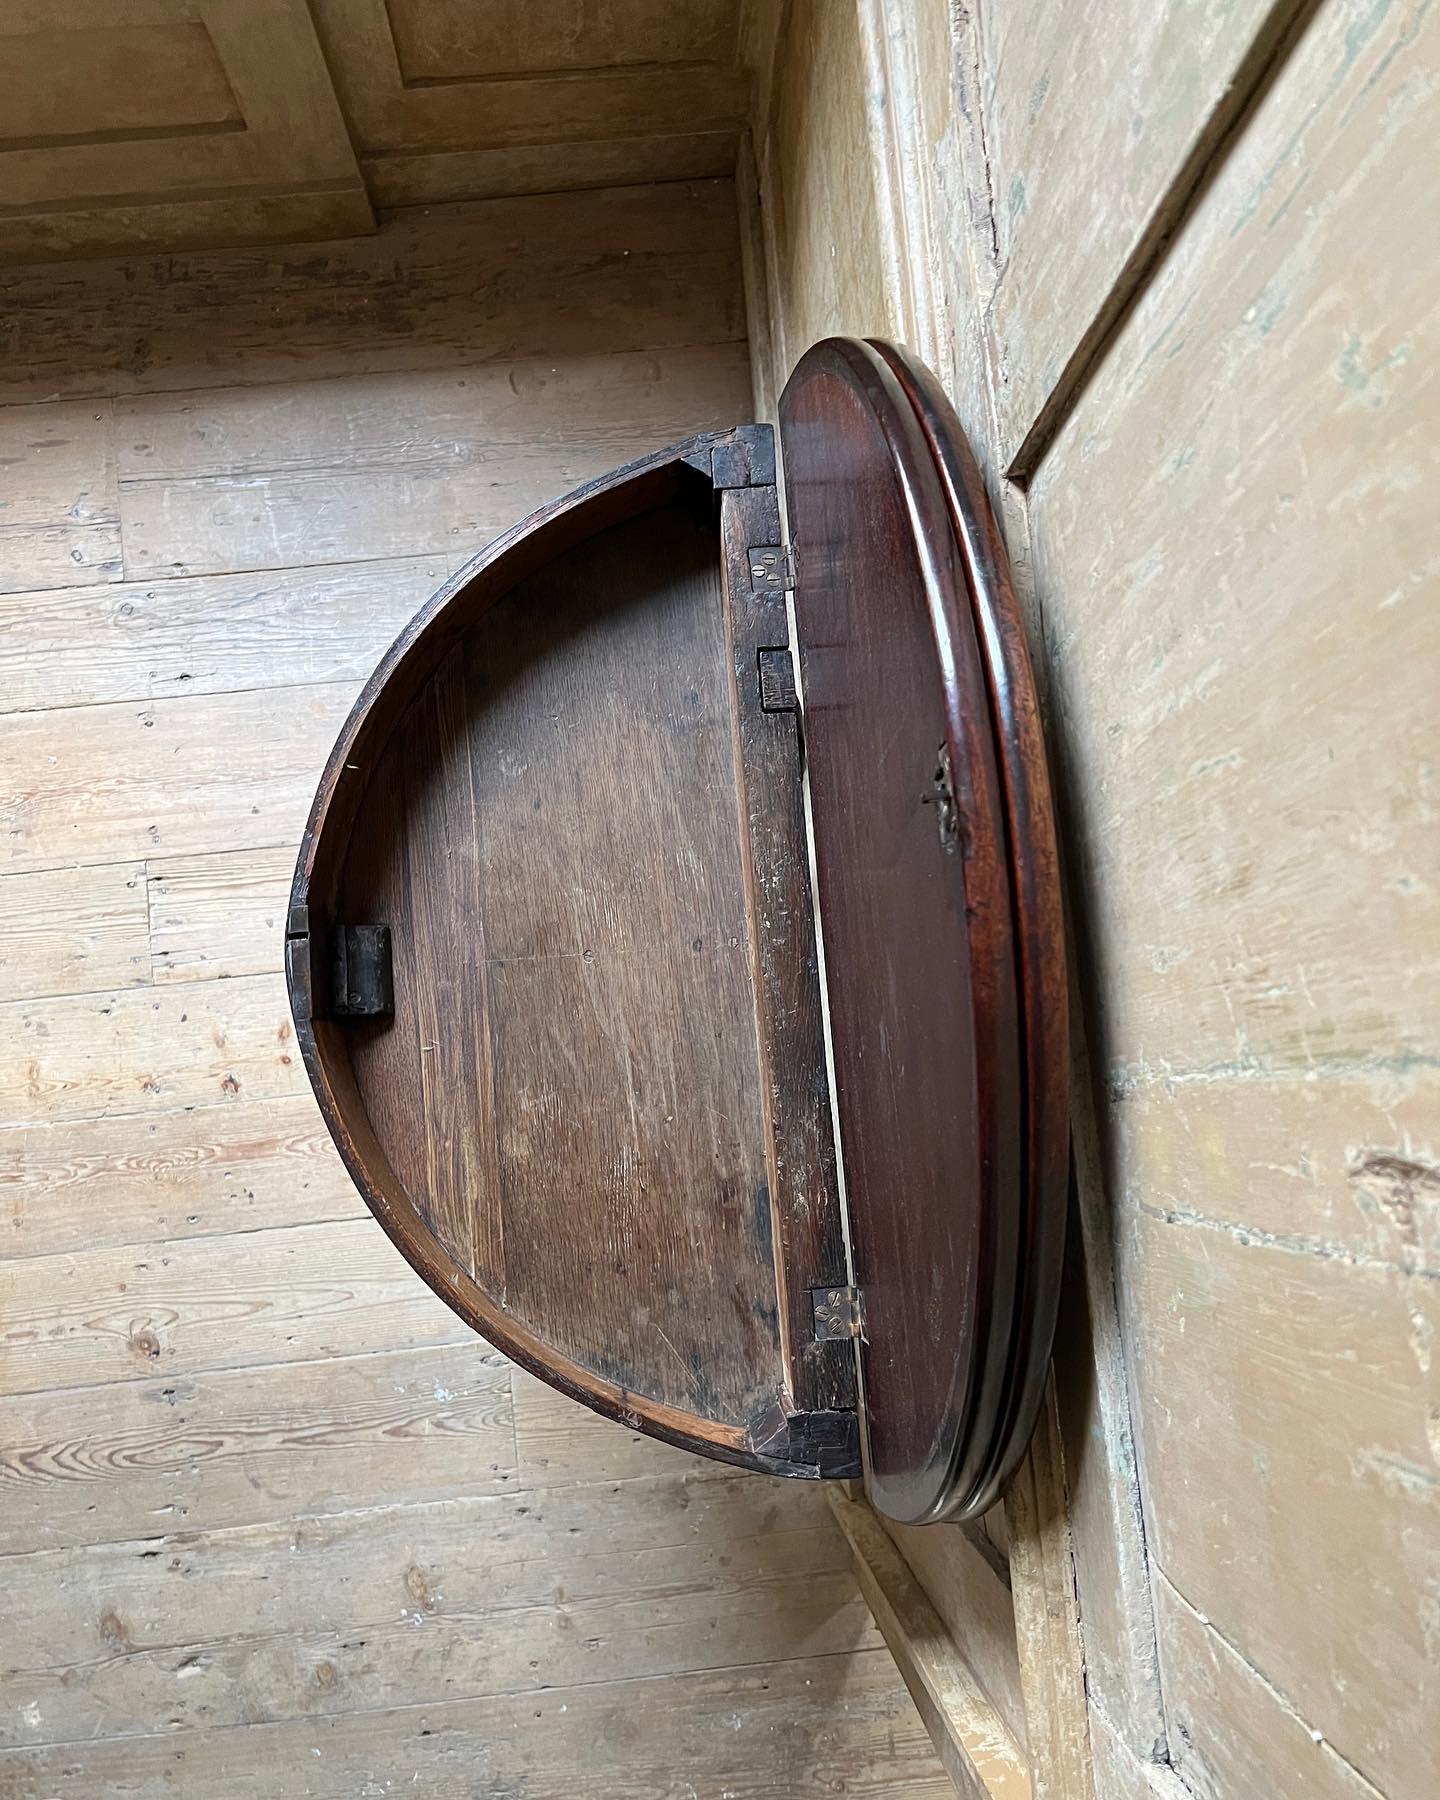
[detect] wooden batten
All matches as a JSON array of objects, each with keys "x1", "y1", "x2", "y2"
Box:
[{"x1": 829, "y1": 1489, "x2": 1033, "y2": 1800}]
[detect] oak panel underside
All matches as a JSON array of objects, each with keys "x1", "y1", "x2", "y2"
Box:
[{"x1": 341, "y1": 498, "x2": 781, "y2": 1428}]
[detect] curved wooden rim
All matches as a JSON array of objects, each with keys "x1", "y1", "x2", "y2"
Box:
[
  {"x1": 294, "y1": 437, "x2": 705, "y2": 922},
  {"x1": 782, "y1": 338, "x2": 1025, "y2": 1523},
  {"x1": 288, "y1": 430, "x2": 821, "y2": 1480},
  {"x1": 868, "y1": 339, "x2": 1070, "y2": 1517}
]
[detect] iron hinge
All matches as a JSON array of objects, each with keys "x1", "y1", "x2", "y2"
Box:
[
  {"x1": 757, "y1": 645, "x2": 797, "y2": 712},
  {"x1": 331, "y1": 923, "x2": 394, "y2": 1018},
  {"x1": 707, "y1": 424, "x2": 778, "y2": 490}
]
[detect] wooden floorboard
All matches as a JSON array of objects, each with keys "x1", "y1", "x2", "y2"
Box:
[
  {"x1": 0, "y1": 183, "x2": 746, "y2": 404},
  {"x1": 1, "y1": 1096, "x2": 366, "y2": 1259},
  {"x1": 0, "y1": 1653, "x2": 955, "y2": 1799},
  {"x1": 0, "y1": 862, "x2": 150, "y2": 1004},
  {"x1": 0, "y1": 556, "x2": 448, "y2": 715},
  {"x1": 0, "y1": 185, "x2": 944, "y2": 1793},
  {"x1": 0, "y1": 399, "x2": 120, "y2": 593},
  {"x1": 116, "y1": 346, "x2": 749, "y2": 579},
  {"x1": 0, "y1": 1342, "x2": 517, "y2": 1558},
  {"x1": 5, "y1": 1479, "x2": 872, "y2": 1748}
]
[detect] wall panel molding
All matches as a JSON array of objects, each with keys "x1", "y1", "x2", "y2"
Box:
[
  {"x1": 310, "y1": 0, "x2": 748, "y2": 206},
  {"x1": 0, "y1": 0, "x2": 373, "y2": 262},
  {"x1": 0, "y1": 1, "x2": 751, "y2": 264}
]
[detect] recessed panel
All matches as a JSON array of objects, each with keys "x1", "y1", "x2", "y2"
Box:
[
  {"x1": 0, "y1": 24, "x2": 240, "y2": 149},
  {"x1": 386, "y1": 0, "x2": 737, "y2": 84}
]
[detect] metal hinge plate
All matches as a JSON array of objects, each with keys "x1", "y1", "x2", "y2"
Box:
[
  {"x1": 748, "y1": 543, "x2": 796, "y2": 594},
  {"x1": 811, "y1": 1285, "x2": 864, "y2": 1342},
  {"x1": 331, "y1": 923, "x2": 394, "y2": 1018}
]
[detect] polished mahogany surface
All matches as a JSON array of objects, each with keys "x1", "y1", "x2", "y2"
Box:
[
  {"x1": 871, "y1": 342, "x2": 1069, "y2": 1515},
  {"x1": 781, "y1": 338, "x2": 1067, "y2": 1522}
]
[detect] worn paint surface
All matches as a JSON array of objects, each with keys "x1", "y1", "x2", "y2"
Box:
[
  {"x1": 749, "y1": 0, "x2": 1438, "y2": 1792},
  {"x1": 1029, "y1": 0, "x2": 1440, "y2": 1791}
]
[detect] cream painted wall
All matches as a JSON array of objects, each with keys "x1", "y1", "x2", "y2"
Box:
[{"x1": 743, "y1": 3, "x2": 1439, "y2": 1796}]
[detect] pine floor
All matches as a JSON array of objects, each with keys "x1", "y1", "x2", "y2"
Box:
[{"x1": 0, "y1": 183, "x2": 952, "y2": 1797}]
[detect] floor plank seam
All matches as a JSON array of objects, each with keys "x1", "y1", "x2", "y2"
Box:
[
  {"x1": 0, "y1": 1643, "x2": 897, "y2": 1763},
  {"x1": 0, "y1": 334, "x2": 750, "y2": 415},
  {"x1": 0, "y1": 1330, "x2": 495, "y2": 1407}
]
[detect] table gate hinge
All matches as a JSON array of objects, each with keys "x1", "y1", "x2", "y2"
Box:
[
  {"x1": 331, "y1": 923, "x2": 394, "y2": 1018},
  {"x1": 757, "y1": 645, "x2": 797, "y2": 712},
  {"x1": 811, "y1": 1285, "x2": 864, "y2": 1341},
  {"x1": 748, "y1": 542, "x2": 796, "y2": 594},
  {"x1": 709, "y1": 424, "x2": 777, "y2": 490},
  {"x1": 753, "y1": 1405, "x2": 862, "y2": 1479}
]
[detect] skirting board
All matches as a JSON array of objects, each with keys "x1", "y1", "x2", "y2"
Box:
[{"x1": 827, "y1": 1487, "x2": 1032, "y2": 1800}]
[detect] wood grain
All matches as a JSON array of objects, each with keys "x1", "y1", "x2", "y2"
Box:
[
  {"x1": 117, "y1": 345, "x2": 751, "y2": 576},
  {"x1": 0, "y1": 862, "x2": 150, "y2": 1003},
  {"x1": 761, "y1": 0, "x2": 893, "y2": 380},
  {"x1": 718, "y1": 476, "x2": 854, "y2": 1420},
  {"x1": 0, "y1": 182, "x2": 745, "y2": 405},
  {"x1": 0, "y1": 175, "x2": 932, "y2": 1795},
  {"x1": 0, "y1": 1341, "x2": 515, "y2": 1556},
  {"x1": 976, "y1": 0, "x2": 1287, "y2": 465},
  {"x1": 1025, "y1": 3, "x2": 1439, "y2": 1788},
  {"x1": 747, "y1": 0, "x2": 1440, "y2": 1786},
  {"x1": 0, "y1": 1216, "x2": 474, "y2": 1397},
  {"x1": 1154, "y1": 1569, "x2": 1391, "y2": 1800},
  {"x1": 0, "y1": 398, "x2": 120, "y2": 592},
  {"x1": 744, "y1": 4, "x2": 1050, "y2": 1767},
  {"x1": 885, "y1": 1516, "x2": 1028, "y2": 1754},
  {"x1": 363, "y1": 129, "x2": 738, "y2": 208},
  {"x1": 0, "y1": 0, "x2": 747, "y2": 250},
  {"x1": 0, "y1": 1095, "x2": 363, "y2": 1259},
  {"x1": 0, "y1": 1652, "x2": 952, "y2": 1798},
  {"x1": 0, "y1": 0, "x2": 371, "y2": 265},
  {"x1": 0, "y1": 189, "x2": 375, "y2": 273},
  {"x1": 334, "y1": 494, "x2": 782, "y2": 1428},
  {"x1": 0, "y1": 684, "x2": 352, "y2": 875},
  {"x1": 0, "y1": 557, "x2": 447, "y2": 715},
  {"x1": 379, "y1": 0, "x2": 738, "y2": 80},
  {"x1": 1131, "y1": 1216, "x2": 1437, "y2": 1795},
  {"x1": 830, "y1": 1490, "x2": 1031, "y2": 1800},
  {"x1": 398, "y1": 649, "x2": 492, "y2": 1285},
  {"x1": 310, "y1": 0, "x2": 746, "y2": 169},
  {"x1": 0, "y1": 971, "x2": 304, "y2": 1125},
  {"x1": 1004, "y1": 1380, "x2": 1093, "y2": 1800},
  {"x1": 146, "y1": 848, "x2": 298, "y2": 985},
  {"x1": 782, "y1": 339, "x2": 1027, "y2": 1523},
  {"x1": 4, "y1": 1477, "x2": 871, "y2": 1747},
  {"x1": 510, "y1": 1366, "x2": 740, "y2": 1492}
]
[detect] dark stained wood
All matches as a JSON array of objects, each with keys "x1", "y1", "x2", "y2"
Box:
[
  {"x1": 779, "y1": 336, "x2": 1062, "y2": 1524},
  {"x1": 399, "y1": 646, "x2": 497, "y2": 1287},
  {"x1": 289, "y1": 429, "x2": 856, "y2": 1478},
  {"x1": 717, "y1": 477, "x2": 856, "y2": 1430},
  {"x1": 870, "y1": 342, "x2": 1070, "y2": 1514},
  {"x1": 462, "y1": 499, "x2": 774, "y2": 1424},
  {"x1": 288, "y1": 355, "x2": 1066, "y2": 1515},
  {"x1": 335, "y1": 747, "x2": 428, "y2": 1212}
]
